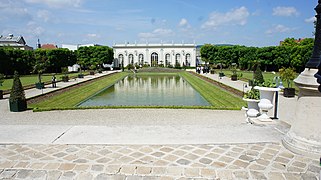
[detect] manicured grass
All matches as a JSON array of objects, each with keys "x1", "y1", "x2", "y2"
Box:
[
  {"x1": 29, "y1": 72, "x2": 128, "y2": 110},
  {"x1": 0, "y1": 72, "x2": 89, "y2": 91},
  {"x1": 180, "y1": 72, "x2": 245, "y2": 109},
  {"x1": 219, "y1": 69, "x2": 298, "y2": 90},
  {"x1": 30, "y1": 71, "x2": 245, "y2": 111}
]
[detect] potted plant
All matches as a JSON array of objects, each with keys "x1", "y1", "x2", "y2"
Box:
[
  {"x1": 0, "y1": 73, "x2": 4, "y2": 99},
  {"x1": 254, "y1": 81, "x2": 280, "y2": 121},
  {"x1": 77, "y1": 67, "x2": 84, "y2": 78},
  {"x1": 253, "y1": 63, "x2": 264, "y2": 84},
  {"x1": 230, "y1": 63, "x2": 238, "y2": 81},
  {"x1": 9, "y1": 71, "x2": 27, "y2": 112},
  {"x1": 89, "y1": 65, "x2": 96, "y2": 75},
  {"x1": 243, "y1": 88, "x2": 260, "y2": 119},
  {"x1": 61, "y1": 67, "x2": 69, "y2": 82},
  {"x1": 33, "y1": 51, "x2": 48, "y2": 89},
  {"x1": 279, "y1": 67, "x2": 296, "y2": 97}
]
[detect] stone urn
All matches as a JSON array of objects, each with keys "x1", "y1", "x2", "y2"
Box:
[
  {"x1": 254, "y1": 86, "x2": 280, "y2": 121},
  {"x1": 243, "y1": 98, "x2": 260, "y2": 121}
]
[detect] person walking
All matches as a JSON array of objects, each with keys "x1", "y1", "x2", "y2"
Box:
[{"x1": 52, "y1": 75, "x2": 57, "y2": 88}]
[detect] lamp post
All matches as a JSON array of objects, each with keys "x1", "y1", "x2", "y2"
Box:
[{"x1": 282, "y1": 0, "x2": 321, "y2": 158}]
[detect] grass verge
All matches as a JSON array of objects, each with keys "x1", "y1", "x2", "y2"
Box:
[
  {"x1": 180, "y1": 72, "x2": 245, "y2": 109},
  {"x1": 29, "y1": 72, "x2": 128, "y2": 110}
]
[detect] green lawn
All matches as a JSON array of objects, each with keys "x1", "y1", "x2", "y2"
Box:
[
  {"x1": 30, "y1": 71, "x2": 245, "y2": 111},
  {"x1": 0, "y1": 72, "x2": 89, "y2": 91}
]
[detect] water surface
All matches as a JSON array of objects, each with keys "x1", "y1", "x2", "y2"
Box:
[{"x1": 78, "y1": 74, "x2": 210, "y2": 107}]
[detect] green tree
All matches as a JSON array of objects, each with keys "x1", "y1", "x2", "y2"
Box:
[
  {"x1": 9, "y1": 71, "x2": 26, "y2": 102},
  {"x1": 33, "y1": 49, "x2": 49, "y2": 83}
]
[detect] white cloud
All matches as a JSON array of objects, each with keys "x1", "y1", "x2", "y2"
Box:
[
  {"x1": 87, "y1": 33, "x2": 100, "y2": 38},
  {"x1": 305, "y1": 16, "x2": 316, "y2": 23},
  {"x1": 265, "y1": 24, "x2": 294, "y2": 34},
  {"x1": 272, "y1": 6, "x2": 299, "y2": 17},
  {"x1": 25, "y1": 0, "x2": 84, "y2": 8},
  {"x1": 201, "y1": 6, "x2": 250, "y2": 29},
  {"x1": 37, "y1": 10, "x2": 52, "y2": 22},
  {"x1": 138, "y1": 28, "x2": 174, "y2": 41},
  {"x1": 26, "y1": 21, "x2": 45, "y2": 35},
  {"x1": 0, "y1": 0, "x2": 32, "y2": 22},
  {"x1": 179, "y1": 18, "x2": 188, "y2": 27}
]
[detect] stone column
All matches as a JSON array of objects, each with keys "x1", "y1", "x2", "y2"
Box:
[{"x1": 282, "y1": 0, "x2": 321, "y2": 158}]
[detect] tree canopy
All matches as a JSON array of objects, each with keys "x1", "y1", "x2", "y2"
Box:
[{"x1": 200, "y1": 38, "x2": 313, "y2": 72}]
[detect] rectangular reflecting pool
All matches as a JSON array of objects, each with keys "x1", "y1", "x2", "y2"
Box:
[{"x1": 78, "y1": 74, "x2": 211, "y2": 107}]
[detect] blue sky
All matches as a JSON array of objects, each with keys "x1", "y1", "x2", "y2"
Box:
[{"x1": 0, "y1": 0, "x2": 316, "y2": 48}]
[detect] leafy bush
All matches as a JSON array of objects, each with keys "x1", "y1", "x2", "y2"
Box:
[
  {"x1": 279, "y1": 67, "x2": 296, "y2": 88},
  {"x1": 9, "y1": 71, "x2": 26, "y2": 102},
  {"x1": 0, "y1": 74, "x2": 4, "y2": 86},
  {"x1": 253, "y1": 63, "x2": 264, "y2": 84},
  {"x1": 244, "y1": 88, "x2": 260, "y2": 100}
]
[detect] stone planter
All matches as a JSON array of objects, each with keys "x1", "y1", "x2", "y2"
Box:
[
  {"x1": 0, "y1": 90, "x2": 3, "y2": 99},
  {"x1": 231, "y1": 74, "x2": 237, "y2": 81},
  {"x1": 90, "y1": 71, "x2": 95, "y2": 75},
  {"x1": 9, "y1": 99, "x2": 27, "y2": 112},
  {"x1": 243, "y1": 98, "x2": 260, "y2": 120},
  {"x1": 283, "y1": 88, "x2": 295, "y2": 98},
  {"x1": 254, "y1": 86, "x2": 280, "y2": 121}
]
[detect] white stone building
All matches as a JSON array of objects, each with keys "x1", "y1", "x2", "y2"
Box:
[{"x1": 113, "y1": 43, "x2": 200, "y2": 68}]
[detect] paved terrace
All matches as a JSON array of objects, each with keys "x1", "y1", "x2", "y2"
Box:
[{"x1": 0, "y1": 70, "x2": 319, "y2": 179}]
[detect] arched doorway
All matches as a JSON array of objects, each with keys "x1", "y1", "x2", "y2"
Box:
[
  {"x1": 175, "y1": 54, "x2": 181, "y2": 67},
  {"x1": 165, "y1": 53, "x2": 170, "y2": 67},
  {"x1": 185, "y1": 53, "x2": 191, "y2": 67},
  {"x1": 139, "y1": 54, "x2": 144, "y2": 66},
  {"x1": 151, "y1": 52, "x2": 158, "y2": 67}
]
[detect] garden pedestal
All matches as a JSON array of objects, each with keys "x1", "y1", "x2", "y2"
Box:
[
  {"x1": 282, "y1": 68, "x2": 321, "y2": 158},
  {"x1": 243, "y1": 98, "x2": 260, "y2": 122},
  {"x1": 254, "y1": 86, "x2": 280, "y2": 122}
]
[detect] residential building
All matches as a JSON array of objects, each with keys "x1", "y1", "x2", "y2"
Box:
[{"x1": 0, "y1": 34, "x2": 33, "y2": 50}]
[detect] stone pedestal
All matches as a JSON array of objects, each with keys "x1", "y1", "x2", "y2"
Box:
[{"x1": 282, "y1": 68, "x2": 321, "y2": 158}]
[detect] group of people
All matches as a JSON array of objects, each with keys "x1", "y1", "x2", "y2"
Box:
[{"x1": 196, "y1": 66, "x2": 210, "y2": 74}]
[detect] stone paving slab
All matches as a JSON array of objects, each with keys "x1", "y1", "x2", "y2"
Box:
[{"x1": 0, "y1": 143, "x2": 319, "y2": 179}]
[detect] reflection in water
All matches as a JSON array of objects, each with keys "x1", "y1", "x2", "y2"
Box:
[{"x1": 78, "y1": 75, "x2": 210, "y2": 107}]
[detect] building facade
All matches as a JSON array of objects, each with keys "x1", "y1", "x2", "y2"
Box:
[{"x1": 113, "y1": 43, "x2": 199, "y2": 68}]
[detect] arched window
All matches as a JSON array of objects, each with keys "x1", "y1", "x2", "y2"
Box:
[
  {"x1": 175, "y1": 54, "x2": 181, "y2": 67},
  {"x1": 151, "y1": 52, "x2": 158, "y2": 67},
  {"x1": 165, "y1": 53, "x2": 170, "y2": 67},
  {"x1": 118, "y1": 54, "x2": 124, "y2": 67},
  {"x1": 185, "y1": 53, "x2": 191, "y2": 67},
  {"x1": 138, "y1": 54, "x2": 144, "y2": 65},
  {"x1": 129, "y1": 54, "x2": 134, "y2": 65}
]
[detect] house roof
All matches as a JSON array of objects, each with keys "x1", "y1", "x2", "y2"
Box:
[
  {"x1": 41, "y1": 44, "x2": 58, "y2": 49},
  {"x1": 0, "y1": 34, "x2": 26, "y2": 45}
]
